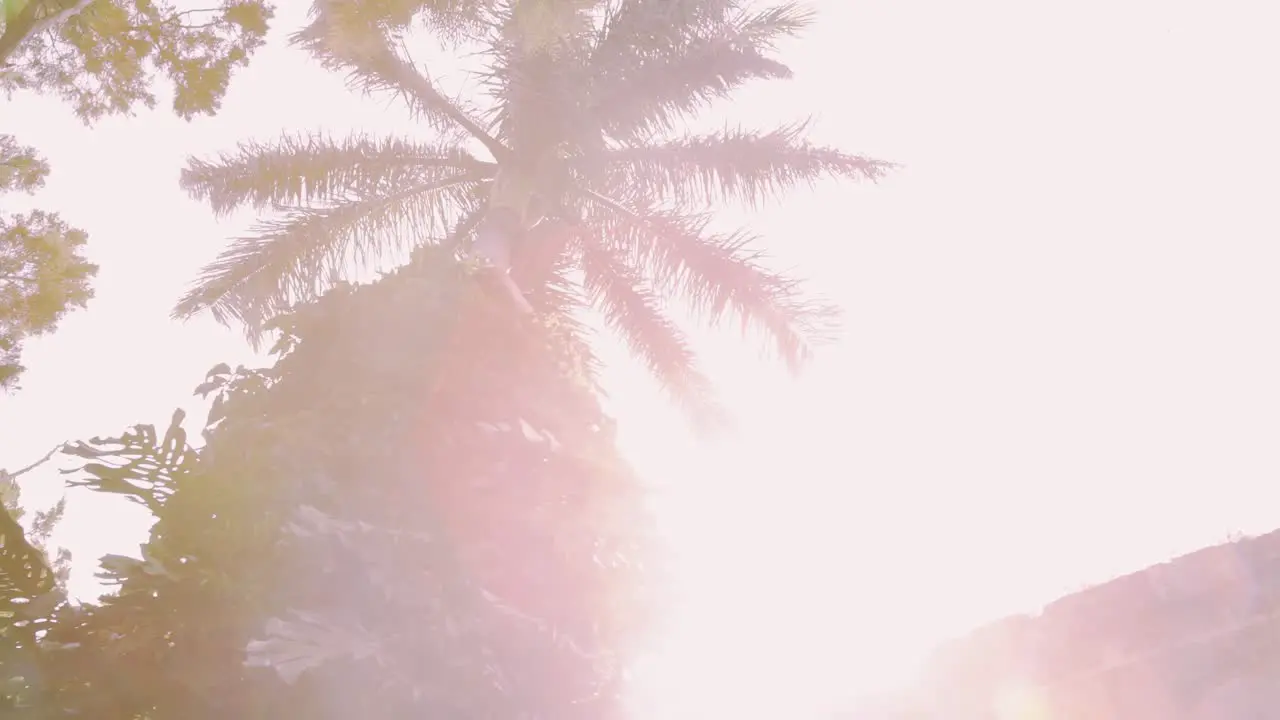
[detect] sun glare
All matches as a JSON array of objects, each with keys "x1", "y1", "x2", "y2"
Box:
[
  {"x1": 993, "y1": 685, "x2": 1052, "y2": 720},
  {"x1": 615, "y1": 415, "x2": 940, "y2": 720}
]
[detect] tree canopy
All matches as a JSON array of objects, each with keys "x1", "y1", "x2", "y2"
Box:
[
  {"x1": 1, "y1": 0, "x2": 273, "y2": 120},
  {"x1": 0, "y1": 134, "x2": 96, "y2": 390},
  {"x1": 0, "y1": 0, "x2": 273, "y2": 391},
  {"x1": 4, "y1": 246, "x2": 662, "y2": 718}
]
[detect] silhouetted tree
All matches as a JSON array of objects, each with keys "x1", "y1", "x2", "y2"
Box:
[
  {"x1": 177, "y1": 0, "x2": 891, "y2": 420},
  {"x1": 1, "y1": 461, "x2": 70, "y2": 713},
  {"x1": 17, "y1": 246, "x2": 661, "y2": 719}
]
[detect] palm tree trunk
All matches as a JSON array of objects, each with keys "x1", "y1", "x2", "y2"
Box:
[{"x1": 472, "y1": 160, "x2": 562, "y2": 314}]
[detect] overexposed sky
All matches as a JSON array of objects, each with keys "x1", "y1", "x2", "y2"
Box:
[{"x1": 3, "y1": 0, "x2": 1280, "y2": 717}]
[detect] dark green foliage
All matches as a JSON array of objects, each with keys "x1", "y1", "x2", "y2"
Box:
[
  {"x1": 0, "y1": 500, "x2": 56, "y2": 715},
  {"x1": 0, "y1": 477, "x2": 59, "y2": 608},
  {"x1": 1, "y1": 465, "x2": 70, "y2": 715},
  {"x1": 0, "y1": 211, "x2": 95, "y2": 389},
  {"x1": 14, "y1": 248, "x2": 661, "y2": 718},
  {"x1": 0, "y1": 134, "x2": 97, "y2": 390},
  {"x1": 1, "y1": 0, "x2": 274, "y2": 121},
  {"x1": 0, "y1": 0, "x2": 272, "y2": 390}
]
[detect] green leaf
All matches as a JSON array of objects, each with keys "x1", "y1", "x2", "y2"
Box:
[
  {"x1": 244, "y1": 612, "x2": 381, "y2": 685},
  {"x1": 206, "y1": 362, "x2": 232, "y2": 378}
]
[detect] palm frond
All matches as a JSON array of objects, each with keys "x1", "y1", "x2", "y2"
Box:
[
  {"x1": 174, "y1": 172, "x2": 488, "y2": 330},
  {"x1": 727, "y1": 2, "x2": 814, "y2": 51},
  {"x1": 532, "y1": 275, "x2": 607, "y2": 400},
  {"x1": 473, "y1": 44, "x2": 558, "y2": 153},
  {"x1": 500, "y1": 0, "x2": 598, "y2": 54},
  {"x1": 474, "y1": 37, "x2": 598, "y2": 158},
  {"x1": 292, "y1": 2, "x2": 509, "y2": 161},
  {"x1": 182, "y1": 134, "x2": 495, "y2": 217},
  {"x1": 581, "y1": 190, "x2": 838, "y2": 372},
  {"x1": 579, "y1": 235, "x2": 723, "y2": 425},
  {"x1": 523, "y1": 246, "x2": 581, "y2": 314},
  {"x1": 519, "y1": 243, "x2": 605, "y2": 390},
  {"x1": 593, "y1": 123, "x2": 893, "y2": 209},
  {"x1": 177, "y1": 0, "x2": 877, "y2": 423},
  {"x1": 417, "y1": 0, "x2": 501, "y2": 46},
  {"x1": 593, "y1": 0, "x2": 739, "y2": 59},
  {"x1": 470, "y1": 1, "x2": 609, "y2": 158},
  {"x1": 590, "y1": 43, "x2": 788, "y2": 141},
  {"x1": 589, "y1": 2, "x2": 811, "y2": 140},
  {"x1": 439, "y1": 200, "x2": 490, "y2": 255}
]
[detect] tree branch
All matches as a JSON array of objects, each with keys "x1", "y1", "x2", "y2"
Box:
[
  {"x1": 3, "y1": 442, "x2": 66, "y2": 481},
  {"x1": 0, "y1": 0, "x2": 96, "y2": 67}
]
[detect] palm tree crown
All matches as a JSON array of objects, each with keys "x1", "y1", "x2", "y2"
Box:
[{"x1": 177, "y1": 0, "x2": 892, "y2": 420}]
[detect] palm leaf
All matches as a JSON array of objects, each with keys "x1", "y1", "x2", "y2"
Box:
[
  {"x1": 578, "y1": 236, "x2": 722, "y2": 425},
  {"x1": 582, "y1": 189, "x2": 838, "y2": 372},
  {"x1": 474, "y1": 36, "x2": 597, "y2": 158},
  {"x1": 593, "y1": 0, "x2": 739, "y2": 59},
  {"x1": 174, "y1": 172, "x2": 488, "y2": 329},
  {"x1": 591, "y1": 42, "x2": 788, "y2": 141},
  {"x1": 419, "y1": 0, "x2": 501, "y2": 46},
  {"x1": 182, "y1": 134, "x2": 495, "y2": 217},
  {"x1": 590, "y1": 3, "x2": 811, "y2": 140},
  {"x1": 728, "y1": 2, "x2": 815, "y2": 50},
  {"x1": 595, "y1": 123, "x2": 893, "y2": 209},
  {"x1": 499, "y1": 0, "x2": 598, "y2": 54},
  {"x1": 437, "y1": 199, "x2": 490, "y2": 255},
  {"x1": 177, "y1": 0, "x2": 891, "y2": 425},
  {"x1": 292, "y1": 3, "x2": 508, "y2": 160},
  {"x1": 525, "y1": 269, "x2": 605, "y2": 394}
]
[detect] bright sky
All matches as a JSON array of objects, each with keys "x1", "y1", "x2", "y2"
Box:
[{"x1": 3, "y1": 0, "x2": 1279, "y2": 718}]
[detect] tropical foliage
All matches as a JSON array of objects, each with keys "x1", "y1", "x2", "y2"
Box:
[
  {"x1": 0, "y1": 461, "x2": 69, "y2": 713},
  {"x1": 3, "y1": 246, "x2": 661, "y2": 718},
  {"x1": 177, "y1": 0, "x2": 891, "y2": 419}
]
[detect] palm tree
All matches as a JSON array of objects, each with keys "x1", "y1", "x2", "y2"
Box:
[{"x1": 177, "y1": 0, "x2": 891, "y2": 420}]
